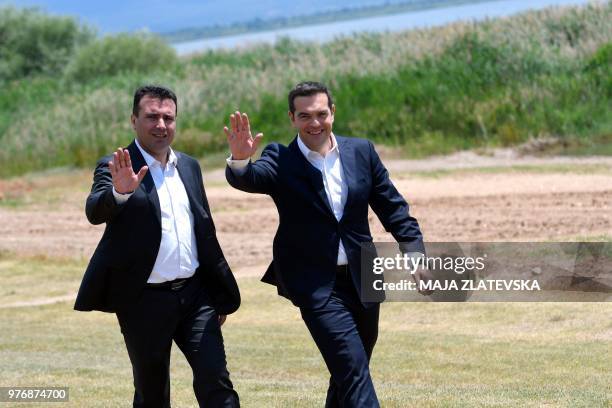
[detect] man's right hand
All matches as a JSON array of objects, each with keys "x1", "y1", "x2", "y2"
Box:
[
  {"x1": 223, "y1": 111, "x2": 263, "y2": 160},
  {"x1": 108, "y1": 148, "x2": 148, "y2": 194}
]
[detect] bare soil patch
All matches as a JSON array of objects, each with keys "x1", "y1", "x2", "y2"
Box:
[{"x1": 1, "y1": 154, "x2": 610, "y2": 279}]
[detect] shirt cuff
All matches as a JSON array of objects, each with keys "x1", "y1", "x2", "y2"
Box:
[
  {"x1": 112, "y1": 187, "x2": 134, "y2": 204},
  {"x1": 226, "y1": 156, "x2": 250, "y2": 176}
]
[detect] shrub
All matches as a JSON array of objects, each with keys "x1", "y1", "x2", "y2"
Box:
[
  {"x1": 0, "y1": 6, "x2": 94, "y2": 81},
  {"x1": 585, "y1": 42, "x2": 612, "y2": 94},
  {"x1": 63, "y1": 33, "x2": 178, "y2": 83}
]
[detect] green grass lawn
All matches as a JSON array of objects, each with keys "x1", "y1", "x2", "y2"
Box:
[{"x1": 0, "y1": 256, "x2": 610, "y2": 407}]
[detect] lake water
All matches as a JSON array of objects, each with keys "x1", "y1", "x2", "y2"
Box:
[{"x1": 173, "y1": 0, "x2": 592, "y2": 55}]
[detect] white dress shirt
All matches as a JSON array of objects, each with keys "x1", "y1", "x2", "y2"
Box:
[
  {"x1": 113, "y1": 140, "x2": 199, "y2": 283},
  {"x1": 227, "y1": 133, "x2": 349, "y2": 265}
]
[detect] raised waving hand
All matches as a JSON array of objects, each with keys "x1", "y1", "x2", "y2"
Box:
[
  {"x1": 223, "y1": 111, "x2": 263, "y2": 160},
  {"x1": 108, "y1": 148, "x2": 148, "y2": 194}
]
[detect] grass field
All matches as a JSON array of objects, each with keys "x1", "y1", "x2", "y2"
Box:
[
  {"x1": 0, "y1": 253, "x2": 610, "y2": 407},
  {"x1": 1, "y1": 157, "x2": 610, "y2": 406}
]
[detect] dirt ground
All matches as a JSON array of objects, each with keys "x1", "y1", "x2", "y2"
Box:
[{"x1": 0, "y1": 150, "x2": 610, "y2": 279}]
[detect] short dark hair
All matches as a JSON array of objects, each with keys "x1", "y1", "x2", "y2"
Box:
[
  {"x1": 132, "y1": 85, "x2": 178, "y2": 116},
  {"x1": 288, "y1": 81, "x2": 334, "y2": 113}
]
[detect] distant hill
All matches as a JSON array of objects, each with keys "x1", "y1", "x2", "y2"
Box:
[
  {"x1": 159, "y1": 0, "x2": 496, "y2": 43},
  {"x1": 3, "y1": 0, "x2": 485, "y2": 34}
]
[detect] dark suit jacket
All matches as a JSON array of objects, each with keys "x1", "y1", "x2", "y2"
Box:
[
  {"x1": 75, "y1": 141, "x2": 240, "y2": 315},
  {"x1": 226, "y1": 135, "x2": 423, "y2": 309}
]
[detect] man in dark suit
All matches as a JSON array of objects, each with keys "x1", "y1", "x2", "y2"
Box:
[
  {"x1": 224, "y1": 81, "x2": 426, "y2": 407},
  {"x1": 75, "y1": 85, "x2": 241, "y2": 407}
]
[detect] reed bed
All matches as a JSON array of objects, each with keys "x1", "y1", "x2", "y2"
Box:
[{"x1": 0, "y1": 2, "x2": 610, "y2": 176}]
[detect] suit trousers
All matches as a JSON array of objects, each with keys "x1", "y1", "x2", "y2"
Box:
[
  {"x1": 116, "y1": 274, "x2": 239, "y2": 408},
  {"x1": 300, "y1": 268, "x2": 380, "y2": 408}
]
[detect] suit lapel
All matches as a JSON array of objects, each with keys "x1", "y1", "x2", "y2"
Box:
[
  {"x1": 175, "y1": 153, "x2": 207, "y2": 218},
  {"x1": 288, "y1": 138, "x2": 335, "y2": 219},
  {"x1": 127, "y1": 141, "x2": 161, "y2": 225},
  {"x1": 336, "y1": 135, "x2": 356, "y2": 214}
]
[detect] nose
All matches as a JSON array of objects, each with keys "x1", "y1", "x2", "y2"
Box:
[{"x1": 156, "y1": 117, "x2": 167, "y2": 129}]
